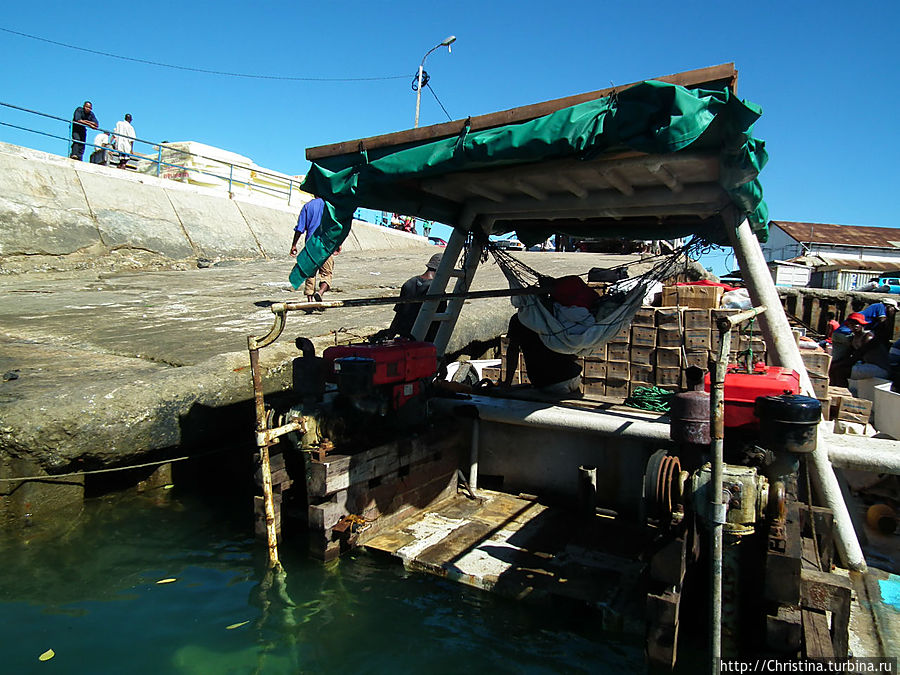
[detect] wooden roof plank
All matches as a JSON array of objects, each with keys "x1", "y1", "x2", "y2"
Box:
[{"x1": 306, "y1": 63, "x2": 737, "y2": 160}]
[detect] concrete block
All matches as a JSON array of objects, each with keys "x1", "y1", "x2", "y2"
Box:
[
  {"x1": 77, "y1": 171, "x2": 195, "y2": 259},
  {"x1": 234, "y1": 199, "x2": 300, "y2": 258},
  {"x1": 0, "y1": 146, "x2": 99, "y2": 255},
  {"x1": 164, "y1": 188, "x2": 261, "y2": 259}
]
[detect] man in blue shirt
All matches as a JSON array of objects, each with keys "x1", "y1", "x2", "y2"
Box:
[
  {"x1": 289, "y1": 197, "x2": 337, "y2": 303},
  {"x1": 70, "y1": 101, "x2": 99, "y2": 161}
]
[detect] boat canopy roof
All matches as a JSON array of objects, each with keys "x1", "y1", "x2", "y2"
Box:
[{"x1": 292, "y1": 63, "x2": 768, "y2": 282}]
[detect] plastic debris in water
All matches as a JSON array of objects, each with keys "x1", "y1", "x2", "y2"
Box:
[
  {"x1": 39, "y1": 649, "x2": 55, "y2": 661},
  {"x1": 156, "y1": 578, "x2": 177, "y2": 584},
  {"x1": 226, "y1": 621, "x2": 250, "y2": 630}
]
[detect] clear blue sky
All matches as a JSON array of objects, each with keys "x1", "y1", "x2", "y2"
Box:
[{"x1": 1, "y1": 1, "x2": 897, "y2": 273}]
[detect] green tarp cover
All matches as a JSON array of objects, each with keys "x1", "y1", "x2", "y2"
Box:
[{"x1": 292, "y1": 80, "x2": 768, "y2": 285}]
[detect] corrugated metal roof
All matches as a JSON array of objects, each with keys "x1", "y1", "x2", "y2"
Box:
[
  {"x1": 772, "y1": 221, "x2": 900, "y2": 248},
  {"x1": 790, "y1": 254, "x2": 895, "y2": 272}
]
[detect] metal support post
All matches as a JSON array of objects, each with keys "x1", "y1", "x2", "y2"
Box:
[{"x1": 726, "y1": 210, "x2": 866, "y2": 573}]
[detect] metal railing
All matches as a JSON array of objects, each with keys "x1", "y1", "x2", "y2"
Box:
[{"x1": 0, "y1": 101, "x2": 307, "y2": 206}]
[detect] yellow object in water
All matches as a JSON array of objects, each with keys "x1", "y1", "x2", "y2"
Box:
[
  {"x1": 39, "y1": 649, "x2": 55, "y2": 661},
  {"x1": 156, "y1": 578, "x2": 177, "y2": 584}
]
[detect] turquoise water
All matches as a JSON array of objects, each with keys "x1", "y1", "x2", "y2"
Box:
[{"x1": 0, "y1": 491, "x2": 643, "y2": 674}]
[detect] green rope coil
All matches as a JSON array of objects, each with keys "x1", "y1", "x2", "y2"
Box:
[{"x1": 624, "y1": 385, "x2": 676, "y2": 413}]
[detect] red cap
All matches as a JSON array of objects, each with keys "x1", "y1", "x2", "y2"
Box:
[
  {"x1": 846, "y1": 312, "x2": 869, "y2": 326},
  {"x1": 551, "y1": 276, "x2": 599, "y2": 309}
]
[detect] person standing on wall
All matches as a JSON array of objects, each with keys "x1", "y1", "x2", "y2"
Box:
[
  {"x1": 70, "y1": 101, "x2": 98, "y2": 161},
  {"x1": 290, "y1": 197, "x2": 338, "y2": 303},
  {"x1": 111, "y1": 114, "x2": 135, "y2": 169}
]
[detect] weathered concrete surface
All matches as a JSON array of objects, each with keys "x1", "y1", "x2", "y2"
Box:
[
  {"x1": 0, "y1": 141, "x2": 431, "y2": 275},
  {"x1": 0, "y1": 251, "x2": 642, "y2": 474}
]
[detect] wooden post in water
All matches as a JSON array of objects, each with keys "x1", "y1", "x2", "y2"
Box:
[{"x1": 248, "y1": 339, "x2": 281, "y2": 570}]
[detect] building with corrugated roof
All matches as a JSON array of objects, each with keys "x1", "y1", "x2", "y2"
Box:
[{"x1": 762, "y1": 221, "x2": 900, "y2": 290}]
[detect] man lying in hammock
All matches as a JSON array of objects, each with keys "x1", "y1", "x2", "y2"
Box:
[{"x1": 503, "y1": 276, "x2": 601, "y2": 399}]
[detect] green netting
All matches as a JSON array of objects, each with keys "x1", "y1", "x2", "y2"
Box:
[{"x1": 292, "y1": 79, "x2": 768, "y2": 284}]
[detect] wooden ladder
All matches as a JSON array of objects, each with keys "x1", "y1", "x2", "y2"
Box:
[{"x1": 410, "y1": 227, "x2": 484, "y2": 357}]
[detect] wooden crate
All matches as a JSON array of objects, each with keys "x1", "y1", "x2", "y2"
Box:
[
  {"x1": 607, "y1": 342, "x2": 629, "y2": 362},
  {"x1": 633, "y1": 307, "x2": 656, "y2": 326},
  {"x1": 800, "y1": 350, "x2": 831, "y2": 378},
  {"x1": 582, "y1": 377, "x2": 606, "y2": 398},
  {"x1": 631, "y1": 363, "x2": 654, "y2": 383},
  {"x1": 684, "y1": 350, "x2": 710, "y2": 370},
  {"x1": 605, "y1": 377, "x2": 629, "y2": 398},
  {"x1": 583, "y1": 358, "x2": 607, "y2": 379},
  {"x1": 610, "y1": 325, "x2": 631, "y2": 343},
  {"x1": 655, "y1": 347, "x2": 682, "y2": 369},
  {"x1": 657, "y1": 326, "x2": 682, "y2": 348},
  {"x1": 655, "y1": 307, "x2": 682, "y2": 327},
  {"x1": 684, "y1": 329, "x2": 710, "y2": 350},
  {"x1": 662, "y1": 284, "x2": 723, "y2": 309},
  {"x1": 836, "y1": 396, "x2": 873, "y2": 424},
  {"x1": 630, "y1": 345, "x2": 654, "y2": 365},
  {"x1": 587, "y1": 342, "x2": 608, "y2": 360},
  {"x1": 683, "y1": 308, "x2": 711, "y2": 330},
  {"x1": 656, "y1": 367, "x2": 682, "y2": 387},
  {"x1": 632, "y1": 325, "x2": 657, "y2": 347},
  {"x1": 809, "y1": 375, "x2": 829, "y2": 399},
  {"x1": 606, "y1": 360, "x2": 631, "y2": 380}
]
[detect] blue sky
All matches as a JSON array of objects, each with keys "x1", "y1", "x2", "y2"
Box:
[{"x1": 1, "y1": 1, "x2": 898, "y2": 273}]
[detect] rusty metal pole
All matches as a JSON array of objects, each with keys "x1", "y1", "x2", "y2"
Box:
[
  {"x1": 709, "y1": 320, "x2": 732, "y2": 674},
  {"x1": 248, "y1": 338, "x2": 281, "y2": 570}
]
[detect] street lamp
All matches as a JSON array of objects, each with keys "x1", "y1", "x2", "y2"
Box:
[{"x1": 414, "y1": 35, "x2": 456, "y2": 128}]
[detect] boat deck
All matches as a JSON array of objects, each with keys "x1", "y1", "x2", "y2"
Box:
[{"x1": 362, "y1": 489, "x2": 648, "y2": 633}]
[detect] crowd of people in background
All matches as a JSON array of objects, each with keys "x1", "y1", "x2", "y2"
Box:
[
  {"x1": 69, "y1": 100, "x2": 136, "y2": 169},
  {"x1": 828, "y1": 297, "x2": 899, "y2": 386}
]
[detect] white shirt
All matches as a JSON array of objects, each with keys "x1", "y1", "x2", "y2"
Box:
[{"x1": 112, "y1": 120, "x2": 135, "y2": 154}]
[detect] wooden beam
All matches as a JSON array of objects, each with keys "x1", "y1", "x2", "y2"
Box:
[
  {"x1": 471, "y1": 184, "x2": 725, "y2": 216},
  {"x1": 513, "y1": 179, "x2": 547, "y2": 201},
  {"x1": 557, "y1": 175, "x2": 588, "y2": 199},
  {"x1": 599, "y1": 168, "x2": 635, "y2": 196},
  {"x1": 649, "y1": 163, "x2": 684, "y2": 193},
  {"x1": 466, "y1": 183, "x2": 505, "y2": 202},
  {"x1": 307, "y1": 64, "x2": 737, "y2": 160}
]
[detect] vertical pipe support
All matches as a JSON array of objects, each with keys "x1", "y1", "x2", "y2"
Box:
[
  {"x1": 248, "y1": 337, "x2": 281, "y2": 570},
  {"x1": 469, "y1": 417, "x2": 480, "y2": 491},
  {"x1": 156, "y1": 145, "x2": 162, "y2": 177},
  {"x1": 726, "y1": 211, "x2": 867, "y2": 573},
  {"x1": 709, "y1": 322, "x2": 733, "y2": 673}
]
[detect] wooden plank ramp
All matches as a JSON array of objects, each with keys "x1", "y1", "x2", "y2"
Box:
[{"x1": 362, "y1": 489, "x2": 648, "y2": 634}]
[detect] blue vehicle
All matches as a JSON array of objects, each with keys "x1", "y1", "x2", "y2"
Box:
[{"x1": 875, "y1": 276, "x2": 900, "y2": 293}]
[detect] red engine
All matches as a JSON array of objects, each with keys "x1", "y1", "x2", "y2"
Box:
[
  {"x1": 322, "y1": 340, "x2": 437, "y2": 411},
  {"x1": 704, "y1": 363, "x2": 801, "y2": 429}
]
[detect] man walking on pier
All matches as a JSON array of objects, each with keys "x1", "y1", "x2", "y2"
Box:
[
  {"x1": 290, "y1": 197, "x2": 337, "y2": 303},
  {"x1": 70, "y1": 101, "x2": 98, "y2": 161}
]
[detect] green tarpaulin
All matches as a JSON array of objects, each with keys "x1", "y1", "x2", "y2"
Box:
[{"x1": 291, "y1": 79, "x2": 768, "y2": 286}]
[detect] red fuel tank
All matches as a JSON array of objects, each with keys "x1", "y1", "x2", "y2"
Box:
[
  {"x1": 323, "y1": 341, "x2": 437, "y2": 385},
  {"x1": 704, "y1": 364, "x2": 801, "y2": 428}
]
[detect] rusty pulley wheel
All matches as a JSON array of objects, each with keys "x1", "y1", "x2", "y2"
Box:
[{"x1": 643, "y1": 449, "x2": 682, "y2": 525}]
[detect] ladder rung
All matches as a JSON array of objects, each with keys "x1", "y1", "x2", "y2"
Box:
[{"x1": 431, "y1": 312, "x2": 454, "y2": 322}]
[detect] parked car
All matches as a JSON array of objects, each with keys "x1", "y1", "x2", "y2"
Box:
[
  {"x1": 875, "y1": 276, "x2": 900, "y2": 293},
  {"x1": 428, "y1": 236, "x2": 447, "y2": 247},
  {"x1": 492, "y1": 237, "x2": 525, "y2": 251}
]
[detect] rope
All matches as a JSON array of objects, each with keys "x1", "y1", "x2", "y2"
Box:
[
  {"x1": 0, "y1": 447, "x2": 226, "y2": 482},
  {"x1": 624, "y1": 386, "x2": 676, "y2": 413}
]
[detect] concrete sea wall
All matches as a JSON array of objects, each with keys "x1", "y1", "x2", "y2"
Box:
[{"x1": 0, "y1": 141, "x2": 428, "y2": 274}]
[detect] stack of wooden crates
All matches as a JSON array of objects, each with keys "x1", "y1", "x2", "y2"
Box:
[{"x1": 499, "y1": 306, "x2": 770, "y2": 399}]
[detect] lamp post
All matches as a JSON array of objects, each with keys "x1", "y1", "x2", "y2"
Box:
[{"x1": 414, "y1": 35, "x2": 456, "y2": 128}]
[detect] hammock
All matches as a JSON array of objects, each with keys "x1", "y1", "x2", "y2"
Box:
[{"x1": 485, "y1": 237, "x2": 703, "y2": 357}]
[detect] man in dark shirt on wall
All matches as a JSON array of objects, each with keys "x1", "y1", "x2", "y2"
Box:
[
  {"x1": 70, "y1": 101, "x2": 99, "y2": 161},
  {"x1": 388, "y1": 252, "x2": 445, "y2": 341}
]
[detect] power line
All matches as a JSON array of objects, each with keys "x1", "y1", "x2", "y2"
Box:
[
  {"x1": 426, "y1": 83, "x2": 453, "y2": 122},
  {"x1": 0, "y1": 26, "x2": 408, "y2": 82}
]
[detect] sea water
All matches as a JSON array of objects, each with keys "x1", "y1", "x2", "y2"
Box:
[{"x1": 0, "y1": 490, "x2": 643, "y2": 674}]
